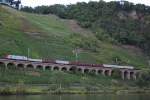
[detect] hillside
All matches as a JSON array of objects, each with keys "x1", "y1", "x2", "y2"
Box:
[{"x1": 0, "y1": 5, "x2": 149, "y2": 68}]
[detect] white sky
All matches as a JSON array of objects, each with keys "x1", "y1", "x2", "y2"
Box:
[{"x1": 21, "y1": 0, "x2": 150, "y2": 7}]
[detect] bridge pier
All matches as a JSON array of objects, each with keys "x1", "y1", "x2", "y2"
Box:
[
  {"x1": 43, "y1": 66, "x2": 46, "y2": 71},
  {"x1": 101, "y1": 69, "x2": 112, "y2": 76},
  {"x1": 127, "y1": 71, "x2": 131, "y2": 80},
  {"x1": 102, "y1": 70, "x2": 105, "y2": 76},
  {"x1": 80, "y1": 68, "x2": 85, "y2": 74},
  {"x1": 121, "y1": 70, "x2": 138, "y2": 80},
  {"x1": 121, "y1": 71, "x2": 125, "y2": 80},
  {"x1": 108, "y1": 70, "x2": 112, "y2": 76},
  {"x1": 95, "y1": 70, "x2": 98, "y2": 75},
  {"x1": 50, "y1": 66, "x2": 53, "y2": 71},
  {"x1": 133, "y1": 73, "x2": 137, "y2": 80},
  {"x1": 24, "y1": 64, "x2": 28, "y2": 69},
  {"x1": 33, "y1": 65, "x2": 36, "y2": 70}
]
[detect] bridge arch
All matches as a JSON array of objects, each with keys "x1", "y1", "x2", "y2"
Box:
[
  {"x1": 0, "y1": 62, "x2": 6, "y2": 68},
  {"x1": 124, "y1": 71, "x2": 129, "y2": 79},
  {"x1": 26, "y1": 64, "x2": 34, "y2": 69},
  {"x1": 90, "y1": 69, "x2": 96, "y2": 75},
  {"x1": 104, "y1": 70, "x2": 110, "y2": 76},
  {"x1": 61, "y1": 67, "x2": 67, "y2": 71},
  {"x1": 45, "y1": 66, "x2": 51, "y2": 70},
  {"x1": 36, "y1": 65, "x2": 43, "y2": 70},
  {"x1": 7, "y1": 62, "x2": 15, "y2": 66},
  {"x1": 53, "y1": 66, "x2": 59, "y2": 71},
  {"x1": 7, "y1": 62, "x2": 16, "y2": 69},
  {"x1": 130, "y1": 71, "x2": 136, "y2": 80},
  {"x1": 69, "y1": 66, "x2": 77, "y2": 72},
  {"x1": 98, "y1": 70, "x2": 103, "y2": 74},
  {"x1": 84, "y1": 69, "x2": 89, "y2": 73},
  {"x1": 17, "y1": 63, "x2": 24, "y2": 69},
  {"x1": 77, "y1": 68, "x2": 83, "y2": 73}
]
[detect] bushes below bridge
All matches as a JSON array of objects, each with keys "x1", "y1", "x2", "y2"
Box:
[
  {"x1": 136, "y1": 70, "x2": 150, "y2": 87},
  {"x1": 0, "y1": 65, "x2": 143, "y2": 89},
  {"x1": 0, "y1": 66, "x2": 112, "y2": 85}
]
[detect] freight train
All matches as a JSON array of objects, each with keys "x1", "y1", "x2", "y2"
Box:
[{"x1": 4, "y1": 55, "x2": 134, "y2": 69}]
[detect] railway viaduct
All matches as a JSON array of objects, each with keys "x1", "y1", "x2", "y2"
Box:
[{"x1": 0, "y1": 59, "x2": 140, "y2": 80}]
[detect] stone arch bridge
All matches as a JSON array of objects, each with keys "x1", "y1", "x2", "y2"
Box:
[{"x1": 0, "y1": 59, "x2": 140, "y2": 80}]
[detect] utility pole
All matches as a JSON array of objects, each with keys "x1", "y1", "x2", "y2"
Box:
[
  {"x1": 27, "y1": 48, "x2": 30, "y2": 60},
  {"x1": 75, "y1": 49, "x2": 78, "y2": 62},
  {"x1": 73, "y1": 48, "x2": 79, "y2": 62}
]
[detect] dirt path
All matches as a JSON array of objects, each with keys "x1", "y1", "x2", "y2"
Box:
[{"x1": 65, "y1": 20, "x2": 93, "y2": 37}]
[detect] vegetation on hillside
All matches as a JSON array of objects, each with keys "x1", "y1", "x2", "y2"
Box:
[
  {"x1": 0, "y1": 5, "x2": 149, "y2": 68},
  {"x1": 21, "y1": 1, "x2": 150, "y2": 56}
]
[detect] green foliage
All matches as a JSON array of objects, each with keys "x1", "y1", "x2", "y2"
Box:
[
  {"x1": 68, "y1": 34, "x2": 100, "y2": 52},
  {"x1": 21, "y1": 4, "x2": 67, "y2": 18},
  {"x1": 0, "y1": 87, "x2": 12, "y2": 95},
  {"x1": 0, "y1": 67, "x2": 111, "y2": 86},
  {"x1": 0, "y1": 5, "x2": 149, "y2": 68},
  {"x1": 111, "y1": 56, "x2": 125, "y2": 65},
  {"x1": 136, "y1": 70, "x2": 150, "y2": 87},
  {"x1": 21, "y1": 6, "x2": 34, "y2": 13},
  {"x1": 21, "y1": 1, "x2": 150, "y2": 55},
  {"x1": 94, "y1": 29, "x2": 117, "y2": 43}
]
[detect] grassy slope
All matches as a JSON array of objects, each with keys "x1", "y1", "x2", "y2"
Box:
[
  {"x1": 0, "y1": 5, "x2": 148, "y2": 68},
  {"x1": 0, "y1": 5, "x2": 149, "y2": 86}
]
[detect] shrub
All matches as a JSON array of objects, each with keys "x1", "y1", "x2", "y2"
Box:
[{"x1": 136, "y1": 70, "x2": 150, "y2": 87}]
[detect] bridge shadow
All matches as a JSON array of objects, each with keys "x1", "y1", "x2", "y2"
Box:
[
  {"x1": 7, "y1": 62, "x2": 16, "y2": 70},
  {"x1": 0, "y1": 62, "x2": 5, "y2": 69}
]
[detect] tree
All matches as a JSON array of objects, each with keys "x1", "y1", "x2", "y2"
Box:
[
  {"x1": 9, "y1": 0, "x2": 14, "y2": 5},
  {"x1": 21, "y1": 6, "x2": 34, "y2": 13}
]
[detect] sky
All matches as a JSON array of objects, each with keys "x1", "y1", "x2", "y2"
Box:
[{"x1": 21, "y1": 0, "x2": 150, "y2": 7}]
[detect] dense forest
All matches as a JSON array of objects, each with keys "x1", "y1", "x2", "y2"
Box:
[{"x1": 21, "y1": 1, "x2": 150, "y2": 56}]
